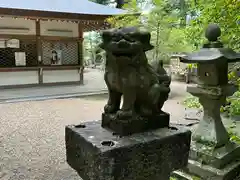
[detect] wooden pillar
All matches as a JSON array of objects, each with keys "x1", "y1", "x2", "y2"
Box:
[
  {"x1": 78, "y1": 23, "x2": 84, "y2": 85},
  {"x1": 36, "y1": 19, "x2": 43, "y2": 84}
]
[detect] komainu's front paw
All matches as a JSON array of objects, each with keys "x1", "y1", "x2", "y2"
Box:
[
  {"x1": 116, "y1": 110, "x2": 134, "y2": 120},
  {"x1": 140, "y1": 107, "x2": 153, "y2": 116},
  {"x1": 104, "y1": 104, "x2": 118, "y2": 113}
]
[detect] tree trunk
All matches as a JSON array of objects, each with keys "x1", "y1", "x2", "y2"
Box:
[
  {"x1": 89, "y1": 34, "x2": 96, "y2": 65},
  {"x1": 179, "y1": 0, "x2": 187, "y2": 27},
  {"x1": 155, "y1": 21, "x2": 160, "y2": 60}
]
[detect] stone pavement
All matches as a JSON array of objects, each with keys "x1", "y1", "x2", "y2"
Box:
[
  {"x1": 0, "y1": 67, "x2": 187, "y2": 104},
  {"x1": 0, "y1": 68, "x2": 107, "y2": 103}
]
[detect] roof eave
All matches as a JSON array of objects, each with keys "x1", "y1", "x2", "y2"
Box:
[{"x1": 0, "y1": 7, "x2": 127, "y2": 20}]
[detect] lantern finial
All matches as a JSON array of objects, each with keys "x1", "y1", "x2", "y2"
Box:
[{"x1": 205, "y1": 23, "x2": 221, "y2": 42}]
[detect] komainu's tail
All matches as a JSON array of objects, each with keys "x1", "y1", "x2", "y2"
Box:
[{"x1": 150, "y1": 60, "x2": 171, "y2": 87}]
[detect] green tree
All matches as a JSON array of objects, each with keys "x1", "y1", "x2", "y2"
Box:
[
  {"x1": 83, "y1": 32, "x2": 102, "y2": 66},
  {"x1": 107, "y1": 0, "x2": 141, "y2": 27},
  {"x1": 146, "y1": 0, "x2": 177, "y2": 61},
  {"x1": 146, "y1": 0, "x2": 194, "y2": 62},
  {"x1": 185, "y1": 0, "x2": 240, "y2": 50}
]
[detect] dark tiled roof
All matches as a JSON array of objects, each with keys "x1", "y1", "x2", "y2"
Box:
[{"x1": 0, "y1": 0, "x2": 127, "y2": 15}]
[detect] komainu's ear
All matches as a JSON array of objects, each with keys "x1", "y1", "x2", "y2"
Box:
[
  {"x1": 140, "y1": 32, "x2": 154, "y2": 51},
  {"x1": 100, "y1": 29, "x2": 114, "y2": 50},
  {"x1": 143, "y1": 44, "x2": 154, "y2": 51},
  {"x1": 101, "y1": 29, "x2": 114, "y2": 42}
]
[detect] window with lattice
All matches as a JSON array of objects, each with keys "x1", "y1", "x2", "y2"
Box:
[
  {"x1": 0, "y1": 39, "x2": 37, "y2": 67},
  {"x1": 42, "y1": 41, "x2": 79, "y2": 65}
]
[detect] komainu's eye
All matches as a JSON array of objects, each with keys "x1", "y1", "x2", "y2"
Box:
[
  {"x1": 112, "y1": 35, "x2": 122, "y2": 42},
  {"x1": 123, "y1": 35, "x2": 135, "y2": 42},
  {"x1": 128, "y1": 33, "x2": 140, "y2": 41}
]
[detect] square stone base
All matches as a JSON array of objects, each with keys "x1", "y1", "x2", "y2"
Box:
[
  {"x1": 101, "y1": 112, "x2": 170, "y2": 136},
  {"x1": 177, "y1": 141, "x2": 240, "y2": 180},
  {"x1": 65, "y1": 120, "x2": 191, "y2": 180},
  {"x1": 186, "y1": 159, "x2": 240, "y2": 180},
  {"x1": 190, "y1": 141, "x2": 240, "y2": 169}
]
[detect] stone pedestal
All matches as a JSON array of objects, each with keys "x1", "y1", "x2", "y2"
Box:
[
  {"x1": 186, "y1": 141, "x2": 240, "y2": 180},
  {"x1": 187, "y1": 85, "x2": 235, "y2": 148},
  {"x1": 102, "y1": 112, "x2": 170, "y2": 136},
  {"x1": 180, "y1": 85, "x2": 240, "y2": 179},
  {"x1": 65, "y1": 120, "x2": 191, "y2": 180},
  {"x1": 172, "y1": 132, "x2": 240, "y2": 180}
]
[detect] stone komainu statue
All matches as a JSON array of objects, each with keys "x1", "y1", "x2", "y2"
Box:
[{"x1": 100, "y1": 27, "x2": 171, "y2": 119}]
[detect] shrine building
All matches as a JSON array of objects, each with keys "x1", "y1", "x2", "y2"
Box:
[{"x1": 0, "y1": 0, "x2": 126, "y2": 88}]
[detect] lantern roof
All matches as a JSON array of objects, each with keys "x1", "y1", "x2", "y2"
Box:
[
  {"x1": 180, "y1": 24, "x2": 240, "y2": 64},
  {"x1": 180, "y1": 48, "x2": 240, "y2": 64}
]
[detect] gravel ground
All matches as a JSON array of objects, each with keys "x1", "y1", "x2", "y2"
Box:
[
  {"x1": 0, "y1": 98, "x2": 107, "y2": 180},
  {"x1": 0, "y1": 92, "x2": 194, "y2": 180}
]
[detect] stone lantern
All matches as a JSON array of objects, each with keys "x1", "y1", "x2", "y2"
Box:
[{"x1": 179, "y1": 24, "x2": 240, "y2": 179}]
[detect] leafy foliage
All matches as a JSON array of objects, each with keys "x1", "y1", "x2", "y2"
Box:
[
  {"x1": 182, "y1": 95, "x2": 202, "y2": 109},
  {"x1": 107, "y1": 0, "x2": 141, "y2": 27},
  {"x1": 185, "y1": 0, "x2": 240, "y2": 50},
  {"x1": 228, "y1": 123, "x2": 240, "y2": 144},
  {"x1": 83, "y1": 32, "x2": 103, "y2": 66}
]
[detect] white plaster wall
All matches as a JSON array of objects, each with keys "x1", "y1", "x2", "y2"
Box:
[
  {"x1": 40, "y1": 20, "x2": 78, "y2": 37},
  {"x1": 43, "y1": 69, "x2": 80, "y2": 83},
  {"x1": 0, "y1": 17, "x2": 36, "y2": 35},
  {"x1": 0, "y1": 71, "x2": 39, "y2": 86}
]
